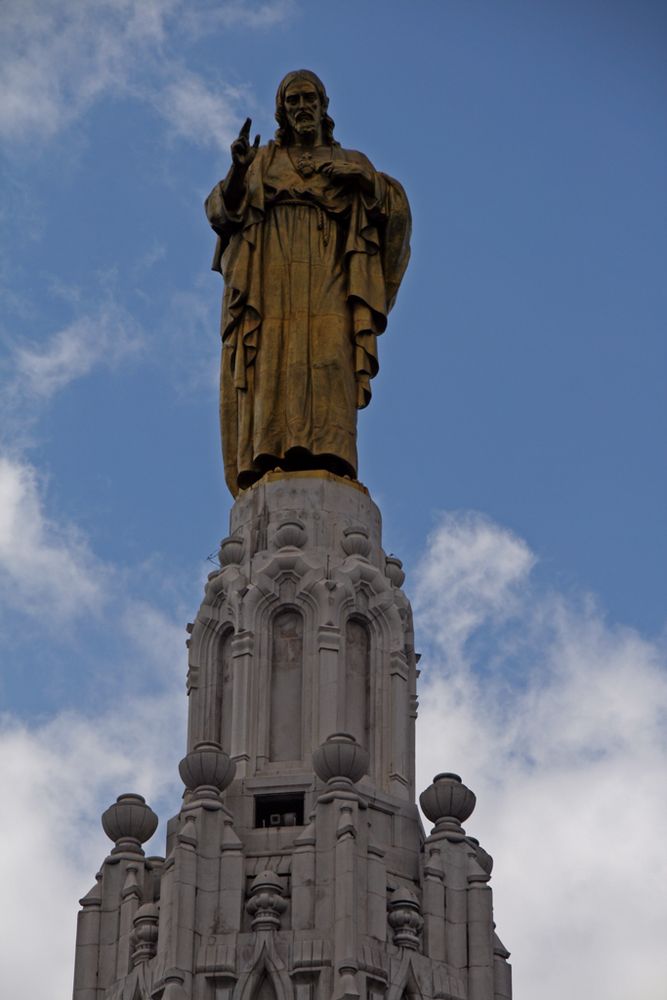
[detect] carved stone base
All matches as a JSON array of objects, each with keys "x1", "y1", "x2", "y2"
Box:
[{"x1": 73, "y1": 473, "x2": 512, "y2": 1000}]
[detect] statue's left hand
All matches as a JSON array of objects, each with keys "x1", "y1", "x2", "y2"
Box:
[{"x1": 320, "y1": 161, "x2": 374, "y2": 194}]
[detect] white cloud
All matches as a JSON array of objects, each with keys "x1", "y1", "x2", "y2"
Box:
[
  {"x1": 155, "y1": 72, "x2": 248, "y2": 151},
  {"x1": 0, "y1": 0, "x2": 172, "y2": 141},
  {"x1": 414, "y1": 510, "x2": 535, "y2": 667},
  {"x1": 12, "y1": 303, "x2": 145, "y2": 398},
  {"x1": 414, "y1": 512, "x2": 667, "y2": 1000},
  {"x1": 0, "y1": 674, "x2": 185, "y2": 999},
  {"x1": 0, "y1": 477, "x2": 188, "y2": 997},
  {"x1": 0, "y1": 455, "x2": 104, "y2": 620},
  {"x1": 0, "y1": 0, "x2": 289, "y2": 146}
]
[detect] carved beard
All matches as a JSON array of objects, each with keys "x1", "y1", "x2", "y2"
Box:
[
  {"x1": 287, "y1": 109, "x2": 320, "y2": 139},
  {"x1": 293, "y1": 119, "x2": 316, "y2": 135}
]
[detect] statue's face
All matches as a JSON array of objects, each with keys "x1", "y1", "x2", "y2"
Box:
[{"x1": 283, "y1": 79, "x2": 323, "y2": 138}]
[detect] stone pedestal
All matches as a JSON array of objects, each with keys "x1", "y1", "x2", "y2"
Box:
[{"x1": 73, "y1": 472, "x2": 512, "y2": 1000}]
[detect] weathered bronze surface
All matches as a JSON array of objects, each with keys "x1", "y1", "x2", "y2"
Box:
[{"x1": 206, "y1": 70, "x2": 411, "y2": 497}]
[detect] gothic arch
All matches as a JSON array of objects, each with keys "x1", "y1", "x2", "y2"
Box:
[
  {"x1": 269, "y1": 607, "x2": 304, "y2": 762},
  {"x1": 345, "y1": 616, "x2": 371, "y2": 752},
  {"x1": 387, "y1": 954, "x2": 423, "y2": 1000},
  {"x1": 233, "y1": 942, "x2": 293, "y2": 1000}
]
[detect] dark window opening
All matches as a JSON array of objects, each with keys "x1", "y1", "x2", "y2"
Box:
[{"x1": 255, "y1": 792, "x2": 305, "y2": 829}]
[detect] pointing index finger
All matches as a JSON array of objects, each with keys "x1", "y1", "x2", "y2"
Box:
[{"x1": 239, "y1": 117, "x2": 251, "y2": 139}]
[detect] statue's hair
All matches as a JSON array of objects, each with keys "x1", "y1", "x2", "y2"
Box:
[{"x1": 274, "y1": 69, "x2": 338, "y2": 146}]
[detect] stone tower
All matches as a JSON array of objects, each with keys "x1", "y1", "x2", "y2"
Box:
[{"x1": 72, "y1": 471, "x2": 513, "y2": 1000}]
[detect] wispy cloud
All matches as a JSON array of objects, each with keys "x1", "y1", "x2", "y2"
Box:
[
  {"x1": 0, "y1": 0, "x2": 172, "y2": 142},
  {"x1": 155, "y1": 72, "x2": 249, "y2": 151},
  {"x1": 414, "y1": 510, "x2": 535, "y2": 666},
  {"x1": 414, "y1": 511, "x2": 667, "y2": 1000},
  {"x1": 12, "y1": 303, "x2": 145, "y2": 399},
  {"x1": 0, "y1": 0, "x2": 290, "y2": 147},
  {"x1": 0, "y1": 455, "x2": 104, "y2": 621}
]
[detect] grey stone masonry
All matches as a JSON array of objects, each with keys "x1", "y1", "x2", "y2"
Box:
[{"x1": 73, "y1": 471, "x2": 512, "y2": 1000}]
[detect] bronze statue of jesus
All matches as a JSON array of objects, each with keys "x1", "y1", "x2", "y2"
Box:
[{"x1": 206, "y1": 70, "x2": 411, "y2": 497}]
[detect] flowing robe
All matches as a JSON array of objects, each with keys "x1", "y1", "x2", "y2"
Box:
[{"x1": 205, "y1": 141, "x2": 411, "y2": 496}]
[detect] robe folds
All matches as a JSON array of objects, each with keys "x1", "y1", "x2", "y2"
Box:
[{"x1": 206, "y1": 141, "x2": 411, "y2": 496}]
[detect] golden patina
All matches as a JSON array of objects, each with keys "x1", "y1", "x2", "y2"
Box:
[{"x1": 206, "y1": 70, "x2": 411, "y2": 497}]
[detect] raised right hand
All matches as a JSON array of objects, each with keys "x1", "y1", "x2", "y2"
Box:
[{"x1": 231, "y1": 117, "x2": 260, "y2": 168}]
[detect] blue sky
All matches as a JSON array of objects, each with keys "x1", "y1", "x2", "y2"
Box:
[{"x1": 0, "y1": 3, "x2": 666, "y2": 999}]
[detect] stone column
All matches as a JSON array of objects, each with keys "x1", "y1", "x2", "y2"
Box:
[
  {"x1": 72, "y1": 880, "x2": 102, "y2": 1000},
  {"x1": 230, "y1": 630, "x2": 253, "y2": 775},
  {"x1": 116, "y1": 863, "x2": 143, "y2": 978},
  {"x1": 422, "y1": 845, "x2": 446, "y2": 961},
  {"x1": 318, "y1": 624, "x2": 342, "y2": 740},
  {"x1": 467, "y1": 865, "x2": 495, "y2": 1000},
  {"x1": 366, "y1": 840, "x2": 388, "y2": 942},
  {"x1": 292, "y1": 815, "x2": 317, "y2": 930}
]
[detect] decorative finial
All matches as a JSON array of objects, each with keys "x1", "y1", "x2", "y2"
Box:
[
  {"x1": 131, "y1": 902, "x2": 159, "y2": 965},
  {"x1": 419, "y1": 772, "x2": 476, "y2": 840},
  {"x1": 388, "y1": 885, "x2": 424, "y2": 949},
  {"x1": 246, "y1": 870, "x2": 287, "y2": 930},
  {"x1": 101, "y1": 793, "x2": 158, "y2": 855},
  {"x1": 178, "y1": 741, "x2": 236, "y2": 806},
  {"x1": 312, "y1": 732, "x2": 369, "y2": 789}
]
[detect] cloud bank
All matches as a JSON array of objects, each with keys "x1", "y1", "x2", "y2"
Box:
[
  {"x1": 414, "y1": 512, "x2": 667, "y2": 1000},
  {"x1": 0, "y1": 448, "x2": 186, "y2": 997}
]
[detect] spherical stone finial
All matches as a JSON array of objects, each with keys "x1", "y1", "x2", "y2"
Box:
[
  {"x1": 341, "y1": 526, "x2": 371, "y2": 558},
  {"x1": 101, "y1": 793, "x2": 158, "y2": 855},
  {"x1": 178, "y1": 742, "x2": 236, "y2": 803},
  {"x1": 218, "y1": 535, "x2": 244, "y2": 566},
  {"x1": 312, "y1": 732, "x2": 370, "y2": 789},
  {"x1": 385, "y1": 555, "x2": 406, "y2": 588},
  {"x1": 419, "y1": 772, "x2": 476, "y2": 839},
  {"x1": 274, "y1": 518, "x2": 307, "y2": 549},
  {"x1": 388, "y1": 885, "x2": 424, "y2": 950},
  {"x1": 246, "y1": 869, "x2": 287, "y2": 931}
]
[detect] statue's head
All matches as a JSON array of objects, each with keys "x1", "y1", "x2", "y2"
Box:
[{"x1": 274, "y1": 69, "x2": 337, "y2": 146}]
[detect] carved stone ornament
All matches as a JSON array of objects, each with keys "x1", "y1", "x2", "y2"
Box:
[
  {"x1": 384, "y1": 555, "x2": 405, "y2": 588},
  {"x1": 246, "y1": 869, "x2": 287, "y2": 931},
  {"x1": 466, "y1": 835, "x2": 494, "y2": 875},
  {"x1": 312, "y1": 732, "x2": 370, "y2": 788},
  {"x1": 131, "y1": 902, "x2": 159, "y2": 965},
  {"x1": 341, "y1": 526, "x2": 371, "y2": 558},
  {"x1": 101, "y1": 793, "x2": 158, "y2": 855},
  {"x1": 218, "y1": 535, "x2": 244, "y2": 566},
  {"x1": 274, "y1": 518, "x2": 307, "y2": 548},
  {"x1": 178, "y1": 741, "x2": 236, "y2": 802},
  {"x1": 388, "y1": 886, "x2": 424, "y2": 950},
  {"x1": 419, "y1": 772, "x2": 476, "y2": 838}
]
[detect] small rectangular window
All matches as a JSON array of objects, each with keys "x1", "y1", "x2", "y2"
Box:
[{"x1": 254, "y1": 792, "x2": 305, "y2": 828}]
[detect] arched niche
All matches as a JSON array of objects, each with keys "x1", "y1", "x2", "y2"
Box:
[
  {"x1": 254, "y1": 975, "x2": 277, "y2": 1000},
  {"x1": 345, "y1": 617, "x2": 370, "y2": 751},
  {"x1": 216, "y1": 628, "x2": 234, "y2": 754},
  {"x1": 269, "y1": 609, "x2": 303, "y2": 762}
]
